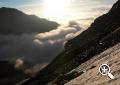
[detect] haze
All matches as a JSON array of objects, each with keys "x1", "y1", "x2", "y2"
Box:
[{"x1": 0, "y1": 0, "x2": 117, "y2": 26}]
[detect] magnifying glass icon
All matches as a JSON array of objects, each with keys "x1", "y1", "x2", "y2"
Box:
[{"x1": 99, "y1": 64, "x2": 114, "y2": 79}]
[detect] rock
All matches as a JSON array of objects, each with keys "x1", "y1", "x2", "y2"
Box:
[{"x1": 66, "y1": 43, "x2": 120, "y2": 85}]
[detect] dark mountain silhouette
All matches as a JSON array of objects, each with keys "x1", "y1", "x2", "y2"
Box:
[
  {"x1": 18, "y1": 0, "x2": 120, "y2": 85},
  {"x1": 0, "y1": 7, "x2": 59, "y2": 35},
  {"x1": 0, "y1": 61, "x2": 28, "y2": 85},
  {"x1": 0, "y1": 61, "x2": 17, "y2": 78}
]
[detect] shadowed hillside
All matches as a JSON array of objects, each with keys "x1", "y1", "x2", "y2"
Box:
[
  {"x1": 18, "y1": 0, "x2": 120, "y2": 85},
  {"x1": 66, "y1": 42, "x2": 120, "y2": 85},
  {"x1": 0, "y1": 7, "x2": 59, "y2": 35},
  {"x1": 0, "y1": 61, "x2": 28, "y2": 85}
]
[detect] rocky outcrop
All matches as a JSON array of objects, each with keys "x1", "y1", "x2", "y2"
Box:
[
  {"x1": 0, "y1": 7, "x2": 59, "y2": 35},
  {"x1": 65, "y1": 0, "x2": 120, "y2": 50},
  {"x1": 66, "y1": 42, "x2": 120, "y2": 85},
  {"x1": 18, "y1": 0, "x2": 120, "y2": 85}
]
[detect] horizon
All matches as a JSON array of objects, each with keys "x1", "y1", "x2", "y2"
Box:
[{"x1": 0, "y1": 0, "x2": 117, "y2": 27}]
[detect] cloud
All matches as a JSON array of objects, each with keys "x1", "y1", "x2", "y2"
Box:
[
  {"x1": 0, "y1": 25, "x2": 81, "y2": 73},
  {"x1": 15, "y1": 58, "x2": 24, "y2": 68}
]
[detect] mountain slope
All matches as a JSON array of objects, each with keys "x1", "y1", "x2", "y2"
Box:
[
  {"x1": 66, "y1": 42, "x2": 120, "y2": 85},
  {"x1": 18, "y1": 0, "x2": 120, "y2": 85},
  {"x1": 0, "y1": 7, "x2": 59, "y2": 35}
]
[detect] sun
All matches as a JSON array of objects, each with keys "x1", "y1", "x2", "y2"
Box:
[{"x1": 42, "y1": 0, "x2": 71, "y2": 22}]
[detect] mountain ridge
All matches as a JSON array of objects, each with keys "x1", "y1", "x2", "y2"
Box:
[
  {"x1": 66, "y1": 40, "x2": 120, "y2": 85},
  {"x1": 0, "y1": 7, "x2": 59, "y2": 35}
]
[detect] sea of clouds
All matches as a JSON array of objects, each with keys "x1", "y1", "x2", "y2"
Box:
[{"x1": 0, "y1": 22, "x2": 81, "y2": 73}]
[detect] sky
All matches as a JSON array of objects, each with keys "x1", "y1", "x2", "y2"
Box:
[{"x1": 0, "y1": 0, "x2": 117, "y2": 26}]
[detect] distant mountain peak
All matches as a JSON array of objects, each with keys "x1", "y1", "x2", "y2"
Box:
[
  {"x1": 0, "y1": 7, "x2": 24, "y2": 15},
  {"x1": 0, "y1": 7, "x2": 59, "y2": 34}
]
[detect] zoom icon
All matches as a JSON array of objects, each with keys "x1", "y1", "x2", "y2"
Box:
[{"x1": 99, "y1": 64, "x2": 114, "y2": 79}]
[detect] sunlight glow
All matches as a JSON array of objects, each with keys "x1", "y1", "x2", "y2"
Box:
[{"x1": 43, "y1": 0, "x2": 71, "y2": 22}]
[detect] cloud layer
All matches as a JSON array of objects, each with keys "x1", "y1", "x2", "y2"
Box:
[{"x1": 0, "y1": 24, "x2": 80, "y2": 72}]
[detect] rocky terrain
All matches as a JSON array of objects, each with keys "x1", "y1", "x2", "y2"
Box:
[
  {"x1": 66, "y1": 42, "x2": 120, "y2": 85},
  {"x1": 18, "y1": 0, "x2": 120, "y2": 85}
]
